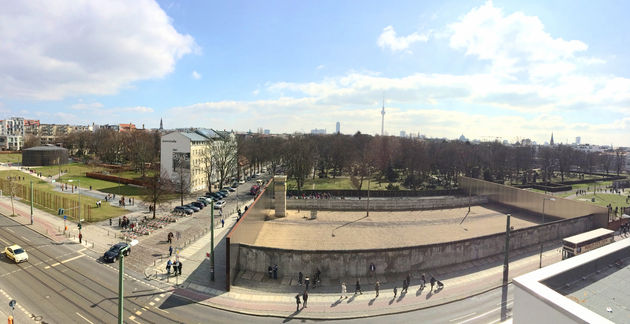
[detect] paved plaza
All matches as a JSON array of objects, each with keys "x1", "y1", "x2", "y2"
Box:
[{"x1": 254, "y1": 204, "x2": 542, "y2": 250}]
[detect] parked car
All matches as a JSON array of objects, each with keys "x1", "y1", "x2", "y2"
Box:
[
  {"x1": 238, "y1": 179, "x2": 245, "y2": 184},
  {"x1": 251, "y1": 173, "x2": 257, "y2": 178},
  {"x1": 213, "y1": 192, "x2": 226, "y2": 199},
  {"x1": 250, "y1": 185, "x2": 260, "y2": 195},
  {"x1": 219, "y1": 189, "x2": 229, "y2": 196},
  {"x1": 199, "y1": 197, "x2": 213, "y2": 204},
  {"x1": 173, "y1": 206, "x2": 193, "y2": 215},
  {"x1": 197, "y1": 198, "x2": 209, "y2": 206},
  {"x1": 185, "y1": 204, "x2": 200, "y2": 212},
  {"x1": 103, "y1": 242, "x2": 130, "y2": 263},
  {"x1": 214, "y1": 200, "x2": 226, "y2": 209},
  {"x1": 223, "y1": 186, "x2": 236, "y2": 192},
  {"x1": 231, "y1": 182, "x2": 239, "y2": 189},
  {"x1": 4, "y1": 244, "x2": 28, "y2": 263},
  {"x1": 190, "y1": 201, "x2": 205, "y2": 209}
]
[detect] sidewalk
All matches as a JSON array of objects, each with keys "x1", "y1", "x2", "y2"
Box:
[{"x1": 0, "y1": 183, "x2": 610, "y2": 320}]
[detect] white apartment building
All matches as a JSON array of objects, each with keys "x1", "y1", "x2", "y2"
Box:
[
  {"x1": 0, "y1": 117, "x2": 26, "y2": 150},
  {"x1": 161, "y1": 131, "x2": 210, "y2": 193}
]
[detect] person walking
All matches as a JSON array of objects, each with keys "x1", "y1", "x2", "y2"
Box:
[
  {"x1": 305, "y1": 276, "x2": 310, "y2": 290},
  {"x1": 178, "y1": 261, "x2": 183, "y2": 275},
  {"x1": 406, "y1": 273, "x2": 411, "y2": 287},
  {"x1": 393, "y1": 286, "x2": 398, "y2": 298},
  {"x1": 172, "y1": 260, "x2": 179, "y2": 276},
  {"x1": 221, "y1": 219, "x2": 225, "y2": 228},
  {"x1": 295, "y1": 294, "x2": 301, "y2": 311},
  {"x1": 273, "y1": 264, "x2": 278, "y2": 279},
  {"x1": 375, "y1": 281, "x2": 380, "y2": 297},
  {"x1": 298, "y1": 272, "x2": 303, "y2": 286},
  {"x1": 354, "y1": 279, "x2": 362, "y2": 295},
  {"x1": 402, "y1": 279, "x2": 407, "y2": 293},
  {"x1": 169, "y1": 245, "x2": 173, "y2": 257},
  {"x1": 302, "y1": 290, "x2": 308, "y2": 308},
  {"x1": 166, "y1": 259, "x2": 172, "y2": 276},
  {"x1": 430, "y1": 276, "x2": 436, "y2": 292},
  {"x1": 78, "y1": 233, "x2": 83, "y2": 244},
  {"x1": 421, "y1": 274, "x2": 426, "y2": 289},
  {"x1": 340, "y1": 282, "x2": 347, "y2": 299},
  {"x1": 268, "y1": 266, "x2": 273, "y2": 279}
]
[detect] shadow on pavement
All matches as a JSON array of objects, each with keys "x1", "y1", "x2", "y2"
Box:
[{"x1": 281, "y1": 308, "x2": 303, "y2": 323}]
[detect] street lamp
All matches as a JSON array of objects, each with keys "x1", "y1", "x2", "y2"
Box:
[
  {"x1": 539, "y1": 197, "x2": 556, "y2": 268},
  {"x1": 118, "y1": 239, "x2": 138, "y2": 324},
  {"x1": 68, "y1": 179, "x2": 82, "y2": 234}
]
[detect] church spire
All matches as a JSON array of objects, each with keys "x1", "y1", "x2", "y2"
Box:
[{"x1": 159, "y1": 118, "x2": 163, "y2": 130}]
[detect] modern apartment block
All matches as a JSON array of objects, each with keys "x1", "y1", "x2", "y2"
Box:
[{"x1": 160, "y1": 129, "x2": 236, "y2": 193}]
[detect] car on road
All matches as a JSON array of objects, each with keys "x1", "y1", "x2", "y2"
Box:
[
  {"x1": 103, "y1": 242, "x2": 130, "y2": 263},
  {"x1": 212, "y1": 192, "x2": 226, "y2": 199},
  {"x1": 4, "y1": 245, "x2": 28, "y2": 263},
  {"x1": 185, "y1": 204, "x2": 200, "y2": 212},
  {"x1": 173, "y1": 206, "x2": 193, "y2": 215},
  {"x1": 190, "y1": 201, "x2": 205, "y2": 209},
  {"x1": 231, "y1": 182, "x2": 239, "y2": 189},
  {"x1": 219, "y1": 189, "x2": 229, "y2": 196},
  {"x1": 238, "y1": 179, "x2": 245, "y2": 184},
  {"x1": 196, "y1": 198, "x2": 209, "y2": 206},
  {"x1": 198, "y1": 197, "x2": 213, "y2": 204},
  {"x1": 214, "y1": 200, "x2": 226, "y2": 209},
  {"x1": 223, "y1": 186, "x2": 236, "y2": 192}
]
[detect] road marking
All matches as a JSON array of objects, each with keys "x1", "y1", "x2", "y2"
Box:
[
  {"x1": 135, "y1": 310, "x2": 142, "y2": 315},
  {"x1": 21, "y1": 236, "x2": 30, "y2": 242},
  {"x1": 450, "y1": 312, "x2": 477, "y2": 322},
  {"x1": 0, "y1": 237, "x2": 8, "y2": 245},
  {"x1": 457, "y1": 302, "x2": 512, "y2": 324},
  {"x1": 155, "y1": 307, "x2": 169, "y2": 314},
  {"x1": 78, "y1": 248, "x2": 87, "y2": 253},
  {"x1": 149, "y1": 302, "x2": 155, "y2": 306},
  {"x1": 128, "y1": 315, "x2": 142, "y2": 324},
  {"x1": 44, "y1": 254, "x2": 85, "y2": 269},
  {"x1": 6, "y1": 228, "x2": 14, "y2": 233},
  {"x1": 76, "y1": 312, "x2": 94, "y2": 324}
]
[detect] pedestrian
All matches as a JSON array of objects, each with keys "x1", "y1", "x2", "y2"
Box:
[
  {"x1": 375, "y1": 281, "x2": 380, "y2": 297},
  {"x1": 89, "y1": 185, "x2": 92, "y2": 190},
  {"x1": 406, "y1": 273, "x2": 411, "y2": 287},
  {"x1": 169, "y1": 245, "x2": 173, "y2": 257},
  {"x1": 295, "y1": 294, "x2": 301, "y2": 311},
  {"x1": 355, "y1": 279, "x2": 362, "y2": 295},
  {"x1": 302, "y1": 290, "x2": 308, "y2": 308},
  {"x1": 430, "y1": 276, "x2": 436, "y2": 292},
  {"x1": 273, "y1": 264, "x2": 278, "y2": 279},
  {"x1": 118, "y1": 217, "x2": 121, "y2": 227},
  {"x1": 305, "y1": 276, "x2": 310, "y2": 290},
  {"x1": 369, "y1": 262, "x2": 376, "y2": 277},
  {"x1": 268, "y1": 266, "x2": 273, "y2": 279},
  {"x1": 421, "y1": 274, "x2": 426, "y2": 289},
  {"x1": 78, "y1": 233, "x2": 83, "y2": 244},
  {"x1": 178, "y1": 261, "x2": 183, "y2": 275},
  {"x1": 402, "y1": 279, "x2": 407, "y2": 293},
  {"x1": 166, "y1": 259, "x2": 172, "y2": 275},
  {"x1": 109, "y1": 218, "x2": 112, "y2": 226},
  {"x1": 172, "y1": 260, "x2": 179, "y2": 276},
  {"x1": 298, "y1": 271, "x2": 303, "y2": 285},
  {"x1": 221, "y1": 219, "x2": 225, "y2": 228},
  {"x1": 340, "y1": 282, "x2": 347, "y2": 299},
  {"x1": 393, "y1": 286, "x2": 397, "y2": 298}
]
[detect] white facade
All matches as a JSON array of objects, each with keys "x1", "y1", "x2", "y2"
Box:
[{"x1": 160, "y1": 132, "x2": 210, "y2": 193}]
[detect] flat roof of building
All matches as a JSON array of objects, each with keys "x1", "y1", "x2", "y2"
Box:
[
  {"x1": 562, "y1": 228, "x2": 614, "y2": 245},
  {"x1": 514, "y1": 237, "x2": 630, "y2": 324}
]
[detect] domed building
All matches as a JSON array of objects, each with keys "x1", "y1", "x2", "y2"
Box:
[{"x1": 22, "y1": 146, "x2": 69, "y2": 166}]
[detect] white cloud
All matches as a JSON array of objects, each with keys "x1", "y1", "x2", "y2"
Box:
[
  {"x1": 0, "y1": 0, "x2": 196, "y2": 100},
  {"x1": 317, "y1": 64, "x2": 325, "y2": 70},
  {"x1": 192, "y1": 70, "x2": 202, "y2": 80},
  {"x1": 377, "y1": 26, "x2": 429, "y2": 52},
  {"x1": 71, "y1": 102, "x2": 104, "y2": 110}
]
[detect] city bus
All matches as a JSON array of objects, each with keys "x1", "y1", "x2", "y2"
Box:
[{"x1": 562, "y1": 228, "x2": 615, "y2": 260}]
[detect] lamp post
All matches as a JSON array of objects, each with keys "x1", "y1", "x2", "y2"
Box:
[
  {"x1": 68, "y1": 179, "x2": 81, "y2": 234},
  {"x1": 539, "y1": 197, "x2": 556, "y2": 268},
  {"x1": 118, "y1": 239, "x2": 138, "y2": 324},
  {"x1": 30, "y1": 180, "x2": 33, "y2": 225},
  {"x1": 210, "y1": 201, "x2": 215, "y2": 281}
]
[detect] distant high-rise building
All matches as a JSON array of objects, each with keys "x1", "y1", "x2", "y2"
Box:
[
  {"x1": 550, "y1": 132, "x2": 554, "y2": 146},
  {"x1": 336, "y1": 121, "x2": 340, "y2": 134},
  {"x1": 264, "y1": 129, "x2": 270, "y2": 135},
  {"x1": 310, "y1": 129, "x2": 326, "y2": 135},
  {"x1": 400, "y1": 130, "x2": 406, "y2": 137},
  {"x1": 576, "y1": 136, "x2": 581, "y2": 145},
  {"x1": 381, "y1": 98, "x2": 385, "y2": 136}
]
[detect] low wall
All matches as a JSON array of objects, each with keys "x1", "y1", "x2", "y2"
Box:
[
  {"x1": 286, "y1": 196, "x2": 488, "y2": 211},
  {"x1": 85, "y1": 172, "x2": 146, "y2": 186},
  {"x1": 234, "y1": 214, "x2": 598, "y2": 279},
  {"x1": 287, "y1": 188, "x2": 463, "y2": 198},
  {"x1": 459, "y1": 177, "x2": 609, "y2": 227}
]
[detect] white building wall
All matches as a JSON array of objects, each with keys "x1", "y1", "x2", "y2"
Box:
[
  {"x1": 513, "y1": 285, "x2": 586, "y2": 324},
  {"x1": 160, "y1": 132, "x2": 191, "y2": 189}
]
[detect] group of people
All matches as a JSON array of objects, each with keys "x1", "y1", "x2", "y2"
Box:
[
  {"x1": 118, "y1": 215, "x2": 131, "y2": 229},
  {"x1": 166, "y1": 259, "x2": 183, "y2": 276},
  {"x1": 297, "y1": 269, "x2": 321, "y2": 290},
  {"x1": 620, "y1": 222, "x2": 630, "y2": 236},
  {"x1": 267, "y1": 264, "x2": 279, "y2": 279}
]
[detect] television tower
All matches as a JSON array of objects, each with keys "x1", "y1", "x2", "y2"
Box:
[{"x1": 381, "y1": 97, "x2": 385, "y2": 136}]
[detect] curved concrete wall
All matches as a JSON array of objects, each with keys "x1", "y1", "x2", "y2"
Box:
[
  {"x1": 286, "y1": 196, "x2": 488, "y2": 211},
  {"x1": 235, "y1": 214, "x2": 598, "y2": 279}
]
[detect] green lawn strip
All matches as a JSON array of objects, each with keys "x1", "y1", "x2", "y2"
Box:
[
  {"x1": 30, "y1": 163, "x2": 105, "y2": 179},
  {"x1": 0, "y1": 153, "x2": 22, "y2": 164},
  {"x1": 286, "y1": 177, "x2": 409, "y2": 191},
  {"x1": 574, "y1": 193, "x2": 630, "y2": 208},
  {"x1": 0, "y1": 170, "x2": 128, "y2": 222}
]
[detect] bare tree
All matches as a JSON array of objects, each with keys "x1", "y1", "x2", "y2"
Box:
[
  {"x1": 212, "y1": 137, "x2": 238, "y2": 188},
  {"x1": 7, "y1": 176, "x2": 18, "y2": 216},
  {"x1": 142, "y1": 168, "x2": 174, "y2": 218},
  {"x1": 172, "y1": 153, "x2": 191, "y2": 206},
  {"x1": 23, "y1": 134, "x2": 40, "y2": 149},
  {"x1": 285, "y1": 136, "x2": 314, "y2": 192}
]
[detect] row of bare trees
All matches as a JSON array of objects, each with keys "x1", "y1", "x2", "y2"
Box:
[{"x1": 237, "y1": 133, "x2": 627, "y2": 192}]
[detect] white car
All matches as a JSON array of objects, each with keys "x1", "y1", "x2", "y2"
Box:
[
  {"x1": 4, "y1": 245, "x2": 28, "y2": 263},
  {"x1": 214, "y1": 200, "x2": 226, "y2": 209}
]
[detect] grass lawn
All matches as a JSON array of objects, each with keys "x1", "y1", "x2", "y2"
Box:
[
  {"x1": 0, "y1": 170, "x2": 128, "y2": 222},
  {"x1": 574, "y1": 193, "x2": 630, "y2": 208},
  {"x1": 0, "y1": 153, "x2": 22, "y2": 164}
]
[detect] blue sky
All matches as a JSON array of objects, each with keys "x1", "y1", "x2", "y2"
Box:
[{"x1": 1, "y1": 0, "x2": 629, "y2": 146}]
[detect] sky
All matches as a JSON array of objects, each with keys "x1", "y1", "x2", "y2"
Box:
[{"x1": 1, "y1": 0, "x2": 629, "y2": 146}]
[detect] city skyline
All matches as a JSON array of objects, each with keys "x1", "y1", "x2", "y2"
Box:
[{"x1": 0, "y1": 1, "x2": 629, "y2": 146}]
